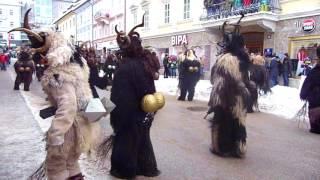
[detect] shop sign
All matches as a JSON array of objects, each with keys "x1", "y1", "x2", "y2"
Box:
[
  {"x1": 171, "y1": 34, "x2": 188, "y2": 46},
  {"x1": 302, "y1": 19, "x2": 316, "y2": 32}
]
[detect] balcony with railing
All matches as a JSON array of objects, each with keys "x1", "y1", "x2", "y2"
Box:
[
  {"x1": 200, "y1": 0, "x2": 281, "y2": 31},
  {"x1": 201, "y1": 0, "x2": 281, "y2": 21},
  {"x1": 94, "y1": 11, "x2": 110, "y2": 25}
]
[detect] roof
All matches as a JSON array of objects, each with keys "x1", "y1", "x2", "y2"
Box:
[{"x1": 52, "y1": 0, "x2": 89, "y2": 24}]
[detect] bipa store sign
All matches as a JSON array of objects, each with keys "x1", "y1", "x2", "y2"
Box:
[
  {"x1": 302, "y1": 19, "x2": 316, "y2": 32},
  {"x1": 171, "y1": 34, "x2": 188, "y2": 46}
]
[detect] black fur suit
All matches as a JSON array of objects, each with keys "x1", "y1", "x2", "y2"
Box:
[
  {"x1": 109, "y1": 58, "x2": 159, "y2": 178},
  {"x1": 178, "y1": 57, "x2": 201, "y2": 101},
  {"x1": 208, "y1": 14, "x2": 250, "y2": 158},
  {"x1": 247, "y1": 64, "x2": 270, "y2": 112},
  {"x1": 14, "y1": 51, "x2": 34, "y2": 91}
]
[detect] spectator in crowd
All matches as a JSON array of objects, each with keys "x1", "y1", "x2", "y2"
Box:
[
  {"x1": 163, "y1": 54, "x2": 169, "y2": 78},
  {"x1": 300, "y1": 46, "x2": 320, "y2": 134},
  {"x1": 100, "y1": 47, "x2": 107, "y2": 69},
  {"x1": 281, "y1": 53, "x2": 291, "y2": 86},
  {"x1": 168, "y1": 55, "x2": 177, "y2": 78},
  {"x1": 269, "y1": 54, "x2": 279, "y2": 87},
  {"x1": 0, "y1": 51, "x2": 7, "y2": 71}
]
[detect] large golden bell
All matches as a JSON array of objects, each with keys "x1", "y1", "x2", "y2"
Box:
[
  {"x1": 141, "y1": 94, "x2": 158, "y2": 113},
  {"x1": 154, "y1": 92, "x2": 165, "y2": 109}
]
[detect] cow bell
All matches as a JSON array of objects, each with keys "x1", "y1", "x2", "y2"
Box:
[
  {"x1": 153, "y1": 92, "x2": 165, "y2": 109},
  {"x1": 141, "y1": 94, "x2": 158, "y2": 113}
]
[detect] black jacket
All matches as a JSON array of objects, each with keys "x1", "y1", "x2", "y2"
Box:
[{"x1": 300, "y1": 64, "x2": 320, "y2": 109}]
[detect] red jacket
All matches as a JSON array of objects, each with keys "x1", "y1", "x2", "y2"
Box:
[{"x1": 0, "y1": 54, "x2": 7, "y2": 63}]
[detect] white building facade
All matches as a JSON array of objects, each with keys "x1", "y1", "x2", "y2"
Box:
[
  {"x1": 0, "y1": 1, "x2": 22, "y2": 48},
  {"x1": 92, "y1": 0, "x2": 125, "y2": 51},
  {"x1": 74, "y1": 0, "x2": 93, "y2": 44},
  {"x1": 52, "y1": 0, "x2": 75, "y2": 21}
]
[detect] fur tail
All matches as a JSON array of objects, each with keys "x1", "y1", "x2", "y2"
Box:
[
  {"x1": 28, "y1": 161, "x2": 46, "y2": 180},
  {"x1": 96, "y1": 135, "x2": 114, "y2": 167}
]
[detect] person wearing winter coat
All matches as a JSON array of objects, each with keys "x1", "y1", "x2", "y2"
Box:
[
  {"x1": 281, "y1": 53, "x2": 291, "y2": 86},
  {"x1": 269, "y1": 55, "x2": 279, "y2": 87},
  {"x1": 300, "y1": 46, "x2": 320, "y2": 134}
]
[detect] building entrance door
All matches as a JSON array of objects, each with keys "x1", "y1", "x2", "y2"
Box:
[{"x1": 242, "y1": 32, "x2": 264, "y2": 54}]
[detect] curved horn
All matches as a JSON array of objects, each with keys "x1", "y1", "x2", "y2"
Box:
[
  {"x1": 236, "y1": 12, "x2": 245, "y2": 25},
  {"x1": 128, "y1": 14, "x2": 145, "y2": 35},
  {"x1": 221, "y1": 21, "x2": 228, "y2": 36},
  {"x1": 115, "y1": 25, "x2": 121, "y2": 34},
  {"x1": 24, "y1": 8, "x2": 32, "y2": 29},
  {"x1": 31, "y1": 38, "x2": 50, "y2": 53},
  {"x1": 8, "y1": 27, "x2": 43, "y2": 43}
]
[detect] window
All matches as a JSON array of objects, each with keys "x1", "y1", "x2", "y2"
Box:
[
  {"x1": 0, "y1": 33, "x2": 3, "y2": 39},
  {"x1": 0, "y1": 9, "x2": 2, "y2": 15},
  {"x1": 10, "y1": 22, "x2": 14, "y2": 27},
  {"x1": 10, "y1": 10, "x2": 13, "y2": 15},
  {"x1": 164, "y1": 3, "x2": 170, "y2": 24},
  {"x1": 144, "y1": 8, "x2": 149, "y2": 29},
  {"x1": 35, "y1": 7, "x2": 40, "y2": 16},
  {"x1": 10, "y1": 34, "x2": 14, "y2": 40},
  {"x1": 0, "y1": 21, "x2": 2, "y2": 27},
  {"x1": 133, "y1": 10, "x2": 137, "y2": 25},
  {"x1": 184, "y1": 0, "x2": 190, "y2": 19}
]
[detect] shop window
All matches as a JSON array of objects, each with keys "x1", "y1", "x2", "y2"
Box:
[
  {"x1": 164, "y1": 3, "x2": 170, "y2": 24},
  {"x1": 10, "y1": 34, "x2": 14, "y2": 40},
  {"x1": 10, "y1": 10, "x2": 13, "y2": 15},
  {"x1": 10, "y1": 22, "x2": 14, "y2": 27},
  {"x1": 184, "y1": 0, "x2": 190, "y2": 19}
]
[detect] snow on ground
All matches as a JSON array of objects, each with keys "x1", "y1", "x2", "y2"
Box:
[{"x1": 155, "y1": 76, "x2": 306, "y2": 119}]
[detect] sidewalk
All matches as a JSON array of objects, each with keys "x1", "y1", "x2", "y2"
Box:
[{"x1": 0, "y1": 69, "x2": 45, "y2": 179}]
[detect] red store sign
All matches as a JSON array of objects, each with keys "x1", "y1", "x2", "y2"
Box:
[{"x1": 302, "y1": 18, "x2": 316, "y2": 32}]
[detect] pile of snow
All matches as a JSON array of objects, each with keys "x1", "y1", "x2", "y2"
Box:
[
  {"x1": 258, "y1": 86, "x2": 305, "y2": 119},
  {"x1": 155, "y1": 76, "x2": 305, "y2": 119}
]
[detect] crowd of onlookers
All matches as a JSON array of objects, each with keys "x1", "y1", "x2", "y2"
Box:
[
  {"x1": 250, "y1": 51, "x2": 316, "y2": 87},
  {"x1": 161, "y1": 52, "x2": 205, "y2": 79}
]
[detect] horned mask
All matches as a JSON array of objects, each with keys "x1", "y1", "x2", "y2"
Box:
[{"x1": 9, "y1": 9, "x2": 73, "y2": 67}]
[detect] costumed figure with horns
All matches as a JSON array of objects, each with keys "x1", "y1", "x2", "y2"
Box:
[
  {"x1": 247, "y1": 54, "x2": 270, "y2": 113},
  {"x1": 97, "y1": 15, "x2": 164, "y2": 179},
  {"x1": 14, "y1": 47, "x2": 35, "y2": 91},
  {"x1": 207, "y1": 14, "x2": 250, "y2": 158},
  {"x1": 10, "y1": 9, "x2": 101, "y2": 180},
  {"x1": 178, "y1": 46, "x2": 201, "y2": 101}
]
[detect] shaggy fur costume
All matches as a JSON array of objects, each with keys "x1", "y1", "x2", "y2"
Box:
[
  {"x1": 247, "y1": 63, "x2": 270, "y2": 112},
  {"x1": 208, "y1": 53, "x2": 249, "y2": 158},
  {"x1": 29, "y1": 31, "x2": 100, "y2": 180},
  {"x1": 14, "y1": 51, "x2": 35, "y2": 91}
]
